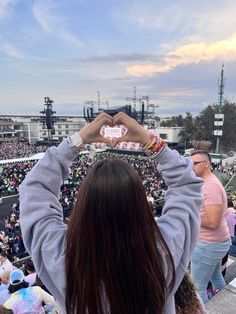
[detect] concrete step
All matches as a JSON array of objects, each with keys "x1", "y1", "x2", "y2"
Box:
[{"x1": 205, "y1": 256, "x2": 236, "y2": 314}]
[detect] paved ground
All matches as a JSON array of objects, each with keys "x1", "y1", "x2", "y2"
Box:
[
  {"x1": 225, "y1": 256, "x2": 236, "y2": 285},
  {"x1": 205, "y1": 256, "x2": 236, "y2": 314}
]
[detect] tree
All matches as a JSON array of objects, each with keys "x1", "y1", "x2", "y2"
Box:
[
  {"x1": 179, "y1": 112, "x2": 196, "y2": 147},
  {"x1": 160, "y1": 115, "x2": 184, "y2": 127},
  {"x1": 159, "y1": 101, "x2": 236, "y2": 152},
  {"x1": 195, "y1": 101, "x2": 236, "y2": 152},
  {"x1": 194, "y1": 105, "x2": 215, "y2": 143},
  {"x1": 221, "y1": 101, "x2": 236, "y2": 152}
]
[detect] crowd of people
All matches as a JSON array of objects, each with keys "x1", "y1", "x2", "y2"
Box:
[
  {"x1": 0, "y1": 151, "x2": 167, "y2": 214},
  {"x1": 212, "y1": 160, "x2": 236, "y2": 179},
  {"x1": 0, "y1": 163, "x2": 35, "y2": 197},
  {"x1": 0, "y1": 253, "x2": 60, "y2": 313},
  {"x1": 0, "y1": 192, "x2": 60, "y2": 312},
  {"x1": 0, "y1": 113, "x2": 236, "y2": 313},
  {"x1": 0, "y1": 140, "x2": 47, "y2": 160}
]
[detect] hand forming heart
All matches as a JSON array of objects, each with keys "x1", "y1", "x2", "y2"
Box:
[{"x1": 79, "y1": 112, "x2": 149, "y2": 147}]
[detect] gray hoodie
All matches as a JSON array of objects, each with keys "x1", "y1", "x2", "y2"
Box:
[{"x1": 19, "y1": 138, "x2": 203, "y2": 313}]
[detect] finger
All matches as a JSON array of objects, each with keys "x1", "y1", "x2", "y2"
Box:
[
  {"x1": 95, "y1": 135, "x2": 112, "y2": 146},
  {"x1": 112, "y1": 134, "x2": 130, "y2": 147},
  {"x1": 96, "y1": 116, "x2": 113, "y2": 128},
  {"x1": 113, "y1": 112, "x2": 133, "y2": 126},
  {"x1": 95, "y1": 112, "x2": 113, "y2": 124}
]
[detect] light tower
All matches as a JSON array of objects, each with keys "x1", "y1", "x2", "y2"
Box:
[{"x1": 214, "y1": 64, "x2": 225, "y2": 154}]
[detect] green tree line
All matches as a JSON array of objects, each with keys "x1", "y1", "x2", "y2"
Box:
[{"x1": 160, "y1": 101, "x2": 236, "y2": 152}]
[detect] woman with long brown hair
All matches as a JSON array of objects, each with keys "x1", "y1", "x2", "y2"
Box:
[{"x1": 19, "y1": 112, "x2": 203, "y2": 313}]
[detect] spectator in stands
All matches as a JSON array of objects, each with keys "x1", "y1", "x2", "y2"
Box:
[
  {"x1": 0, "y1": 270, "x2": 10, "y2": 304},
  {"x1": 20, "y1": 112, "x2": 203, "y2": 314},
  {"x1": 0, "y1": 305, "x2": 13, "y2": 314},
  {"x1": 4, "y1": 269, "x2": 57, "y2": 313},
  {"x1": 226, "y1": 199, "x2": 236, "y2": 257},
  {"x1": 24, "y1": 259, "x2": 37, "y2": 286},
  {"x1": 221, "y1": 199, "x2": 236, "y2": 275},
  {"x1": 0, "y1": 253, "x2": 15, "y2": 278},
  {"x1": 190, "y1": 150, "x2": 231, "y2": 303},
  {"x1": 0, "y1": 139, "x2": 47, "y2": 160},
  {"x1": 147, "y1": 193, "x2": 154, "y2": 204}
]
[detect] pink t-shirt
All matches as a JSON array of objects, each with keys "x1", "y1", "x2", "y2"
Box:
[{"x1": 199, "y1": 174, "x2": 230, "y2": 243}]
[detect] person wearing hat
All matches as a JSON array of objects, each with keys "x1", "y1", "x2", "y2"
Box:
[{"x1": 4, "y1": 269, "x2": 58, "y2": 314}]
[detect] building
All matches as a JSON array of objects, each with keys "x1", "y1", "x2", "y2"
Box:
[
  {"x1": 0, "y1": 114, "x2": 184, "y2": 149},
  {"x1": 0, "y1": 118, "x2": 24, "y2": 141},
  {"x1": 0, "y1": 115, "x2": 86, "y2": 143},
  {"x1": 148, "y1": 126, "x2": 183, "y2": 144}
]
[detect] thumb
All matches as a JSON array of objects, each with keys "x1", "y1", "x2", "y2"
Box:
[
  {"x1": 112, "y1": 134, "x2": 129, "y2": 147},
  {"x1": 95, "y1": 135, "x2": 112, "y2": 146}
]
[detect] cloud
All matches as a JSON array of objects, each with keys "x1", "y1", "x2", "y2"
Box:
[
  {"x1": 119, "y1": 1, "x2": 236, "y2": 41},
  {"x1": 126, "y1": 32, "x2": 236, "y2": 76},
  {"x1": 0, "y1": 36, "x2": 24, "y2": 58},
  {"x1": 74, "y1": 53, "x2": 164, "y2": 64},
  {"x1": 33, "y1": 0, "x2": 81, "y2": 45},
  {"x1": 157, "y1": 89, "x2": 202, "y2": 98},
  {"x1": 0, "y1": 0, "x2": 17, "y2": 20}
]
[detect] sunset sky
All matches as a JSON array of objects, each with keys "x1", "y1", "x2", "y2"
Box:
[{"x1": 0, "y1": 0, "x2": 236, "y2": 116}]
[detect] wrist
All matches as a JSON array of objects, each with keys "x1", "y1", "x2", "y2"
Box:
[
  {"x1": 139, "y1": 133, "x2": 150, "y2": 145},
  {"x1": 68, "y1": 132, "x2": 83, "y2": 148},
  {"x1": 142, "y1": 134, "x2": 166, "y2": 156}
]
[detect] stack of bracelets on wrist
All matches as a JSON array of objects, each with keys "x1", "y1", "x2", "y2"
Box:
[{"x1": 141, "y1": 134, "x2": 166, "y2": 157}]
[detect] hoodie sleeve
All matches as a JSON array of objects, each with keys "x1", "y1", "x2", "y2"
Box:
[
  {"x1": 155, "y1": 146, "x2": 203, "y2": 294},
  {"x1": 19, "y1": 138, "x2": 80, "y2": 311}
]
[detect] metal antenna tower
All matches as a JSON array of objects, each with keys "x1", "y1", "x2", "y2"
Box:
[
  {"x1": 214, "y1": 63, "x2": 225, "y2": 154},
  {"x1": 97, "y1": 90, "x2": 101, "y2": 110},
  {"x1": 126, "y1": 86, "x2": 137, "y2": 110}
]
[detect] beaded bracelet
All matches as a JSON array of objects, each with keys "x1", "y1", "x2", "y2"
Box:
[{"x1": 142, "y1": 134, "x2": 166, "y2": 156}]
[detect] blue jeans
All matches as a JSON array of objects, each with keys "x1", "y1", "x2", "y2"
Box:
[
  {"x1": 191, "y1": 239, "x2": 231, "y2": 303},
  {"x1": 229, "y1": 236, "x2": 236, "y2": 256}
]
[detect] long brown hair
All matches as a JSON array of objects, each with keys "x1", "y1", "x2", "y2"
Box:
[{"x1": 65, "y1": 159, "x2": 175, "y2": 314}]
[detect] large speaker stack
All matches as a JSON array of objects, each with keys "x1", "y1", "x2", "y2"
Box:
[{"x1": 40, "y1": 97, "x2": 56, "y2": 140}]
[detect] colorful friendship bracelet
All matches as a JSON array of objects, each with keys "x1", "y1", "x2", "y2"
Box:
[{"x1": 142, "y1": 134, "x2": 166, "y2": 156}]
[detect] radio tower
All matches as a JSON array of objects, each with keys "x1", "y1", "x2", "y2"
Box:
[
  {"x1": 97, "y1": 90, "x2": 101, "y2": 110},
  {"x1": 126, "y1": 86, "x2": 137, "y2": 110},
  {"x1": 214, "y1": 63, "x2": 225, "y2": 154}
]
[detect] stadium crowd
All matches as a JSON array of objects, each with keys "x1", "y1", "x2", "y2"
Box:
[
  {"x1": 0, "y1": 140, "x2": 47, "y2": 160},
  {"x1": 0, "y1": 141, "x2": 169, "y2": 312},
  {"x1": 0, "y1": 134, "x2": 235, "y2": 313},
  {"x1": 212, "y1": 160, "x2": 236, "y2": 179}
]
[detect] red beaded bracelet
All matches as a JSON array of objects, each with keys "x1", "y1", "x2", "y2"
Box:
[{"x1": 142, "y1": 134, "x2": 166, "y2": 156}]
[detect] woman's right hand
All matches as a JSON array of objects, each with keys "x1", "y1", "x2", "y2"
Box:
[
  {"x1": 79, "y1": 112, "x2": 113, "y2": 145},
  {"x1": 112, "y1": 112, "x2": 149, "y2": 146}
]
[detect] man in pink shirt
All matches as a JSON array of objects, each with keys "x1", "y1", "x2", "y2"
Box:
[{"x1": 190, "y1": 150, "x2": 231, "y2": 303}]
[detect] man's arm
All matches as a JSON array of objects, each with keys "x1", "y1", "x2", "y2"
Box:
[{"x1": 201, "y1": 204, "x2": 222, "y2": 230}]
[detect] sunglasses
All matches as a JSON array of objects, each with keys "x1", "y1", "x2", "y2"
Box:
[{"x1": 193, "y1": 160, "x2": 207, "y2": 166}]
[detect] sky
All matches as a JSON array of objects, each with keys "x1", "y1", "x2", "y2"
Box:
[{"x1": 0, "y1": 0, "x2": 236, "y2": 117}]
